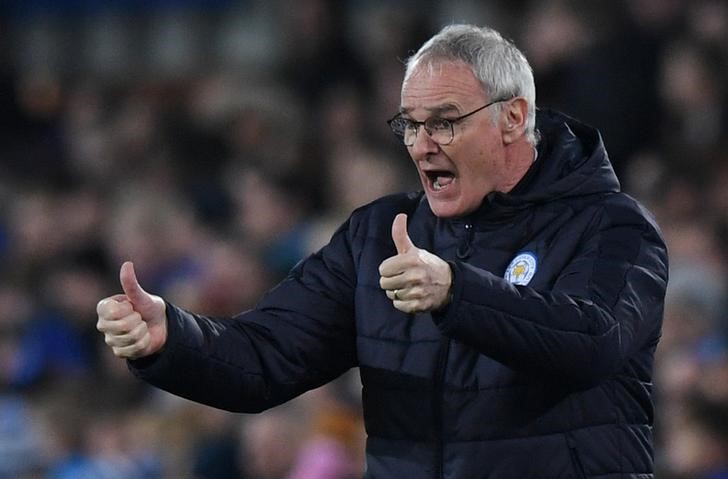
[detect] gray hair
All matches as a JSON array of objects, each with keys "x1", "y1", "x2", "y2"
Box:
[{"x1": 404, "y1": 24, "x2": 538, "y2": 145}]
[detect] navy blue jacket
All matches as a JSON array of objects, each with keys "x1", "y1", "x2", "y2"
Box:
[{"x1": 131, "y1": 110, "x2": 668, "y2": 478}]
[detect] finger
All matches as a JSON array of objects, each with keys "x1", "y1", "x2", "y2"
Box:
[
  {"x1": 386, "y1": 284, "x2": 429, "y2": 302},
  {"x1": 97, "y1": 312, "x2": 143, "y2": 335},
  {"x1": 96, "y1": 297, "x2": 134, "y2": 320},
  {"x1": 392, "y1": 298, "x2": 416, "y2": 314},
  {"x1": 378, "y1": 256, "x2": 400, "y2": 277},
  {"x1": 112, "y1": 332, "x2": 151, "y2": 359},
  {"x1": 380, "y1": 275, "x2": 406, "y2": 292},
  {"x1": 392, "y1": 295, "x2": 432, "y2": 314},
  {"x1": 400, "y1": 285, "x2": 425, "y2": 300},
  {"x1": 104, "y1": 320, "x2": 148, "y2": 348},
  {"x1": 380, "y1": 265, "x2": 427, "y2": 289},
  {"x1": 391, "y1": 213, "x2": 414, "y2": 255},
  {"x1": 378, "y1": 254, "x2": 418, "y2": 278},
  {"x1": 119, "y1": 261, "x2": 151, "y2": 309},
  {"x1": 385, "y1": 287, "x2": 409, "y2": 307}
]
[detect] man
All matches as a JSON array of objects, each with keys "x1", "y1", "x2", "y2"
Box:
[{"x1": 97, "y1": 24, "x2": 668, "y2": 478}]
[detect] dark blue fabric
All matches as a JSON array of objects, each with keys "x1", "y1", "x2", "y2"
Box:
[{"x1": 130, "y1": 110, "x2": 668, "y2": 478}]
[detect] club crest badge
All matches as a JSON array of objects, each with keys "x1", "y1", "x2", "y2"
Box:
[{"x1": 504, "y1": 252, "x2": 537, "y2": 286}]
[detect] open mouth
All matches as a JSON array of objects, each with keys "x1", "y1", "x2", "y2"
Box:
[{"x1": 424, "y1": 170, "x2": 456, "y2": 191}]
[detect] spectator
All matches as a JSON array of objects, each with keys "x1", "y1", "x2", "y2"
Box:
[{"x1": 0, "y1": 1, "x2": 725, "y2": 477}]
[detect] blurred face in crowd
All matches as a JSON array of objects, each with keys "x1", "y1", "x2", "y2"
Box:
[{"x1": 399, "y1": 61, "x2": 510, "y2": 218}]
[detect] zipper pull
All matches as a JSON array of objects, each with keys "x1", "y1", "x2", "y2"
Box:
[{"x1": 457, "y1": 223, "x2": 474, "y2": 259}]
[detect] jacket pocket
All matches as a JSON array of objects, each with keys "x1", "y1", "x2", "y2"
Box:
[{"x1": 566, "y1": 433, "x2": 587, "y2": 479}]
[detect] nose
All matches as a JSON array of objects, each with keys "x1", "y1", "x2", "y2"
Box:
[{"x1": 408, "y1": 126, "x2": 440, "y2": 158}]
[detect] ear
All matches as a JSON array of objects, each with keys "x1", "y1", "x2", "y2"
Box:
[{"x1": 501, "y1": 97, "x2": 529, "y2": 145}]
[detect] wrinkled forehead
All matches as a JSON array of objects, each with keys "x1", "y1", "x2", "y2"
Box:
[
  {"x1": 400, "y1": 60, "x2": 488, "y2": 110},
  {"x1": 405, "y1": 57, "x2": 483, "y2": 85}
]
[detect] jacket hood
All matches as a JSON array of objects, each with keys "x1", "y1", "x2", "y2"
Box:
[{"x1": 499, "y1": 109, "x2": 620, "y2": 205}]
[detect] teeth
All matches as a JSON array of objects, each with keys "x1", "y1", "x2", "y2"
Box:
[{"x1": 433, "y1": 179, "x2": 442, "y2": 190}]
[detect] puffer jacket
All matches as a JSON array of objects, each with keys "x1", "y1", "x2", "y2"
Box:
[{"x1": 130, "y1": 109, "x2": 668, "y2": 478}]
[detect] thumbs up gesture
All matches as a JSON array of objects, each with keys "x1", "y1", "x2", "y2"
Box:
[
  {"x1": 379, "y1": 214, "x2": 453, "y2": 313},
  {"x1": 96, "y1": 262, "x2": 168, "y2": 359}
]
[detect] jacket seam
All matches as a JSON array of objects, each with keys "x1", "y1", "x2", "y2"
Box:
[
  {"x1": 170, "y1": 342, "x2": 291, "y2": 380},
  {"x1": 458, "y1": 297, "x2": 618, "y2": 338},
  {"x1": 358, "y1": 334, "x2": 439, "y2": 345},
  {"x1": 368, "y1": 421, "x2": 649, "y2": 443}
]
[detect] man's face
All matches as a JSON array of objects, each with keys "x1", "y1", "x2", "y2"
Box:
[{"x1": 400, "y1": 61, "x2": 506, "y2": 218}]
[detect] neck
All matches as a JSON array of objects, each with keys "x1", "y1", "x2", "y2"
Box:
[{"x1": 499, "y1": 139, "x2": 536, "y2": 193}]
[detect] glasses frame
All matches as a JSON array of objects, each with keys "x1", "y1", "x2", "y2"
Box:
[{"x1": 387, "y1": 98, "x2": 510, "y2": 146}]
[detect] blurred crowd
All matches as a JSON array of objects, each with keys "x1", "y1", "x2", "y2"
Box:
[{"x1": 0, "y1": 0, "x2": 726, "y2": 477}]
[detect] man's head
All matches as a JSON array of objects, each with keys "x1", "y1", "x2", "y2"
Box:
[{"x1": 392, "y1": 24, "x2": 537, "y2": 218}]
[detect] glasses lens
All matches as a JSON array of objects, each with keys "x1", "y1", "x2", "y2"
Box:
[
  {"x1": 388, "y1": 117, "x2": 404, "y2": 136},
  {"x1": 389, "y1": 117, "x2": 405, "y2": 137},
  {"x1": 388, "y1": 116, "x2": 454, "y2": 146},
  {"x1": 403, "y1": 123, "x2": 417, "y2": 146},
  {"x1": 425, "y1": 118, "x2": 453, "y2": 145},
  {"x1": 389, "y1": 117, "x2": 416, "y2": 146}
]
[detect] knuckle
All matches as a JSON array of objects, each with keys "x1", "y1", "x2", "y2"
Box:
[
  {"x1": 101, "y1": 303, "x2": 121, "y2": 320},
  {"x1": 108, "y1": 304, "x2": 121, "y2": 318},
  {"x1": 113, "y1": 301, "x2": 135, "y2": 319},
  {"x1": 98, "y1": 302, "x2": 116, "y2": 319},
  {"x1": 130, "y1": 322, "x2": 147, "y2": 341},
  {"x1": 96, "y1": 298, "x2": 108, "y2": 315},
  {"x1": 138, "y1": 333, "x2": 151, "y2": 350},
  {"x1": 114, "y1": 344, "x2": 136, "y2": 359},
  {"x1": 396, "y1": 300, "x2": 413, "y2": 313},
  {"x1": 130, "y1": 311, "x2": 143, "y2": 325}
]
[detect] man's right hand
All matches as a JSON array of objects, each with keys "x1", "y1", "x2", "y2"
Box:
[{"x1": 96, "y1": 261, "x2": 168, "y2": 359}]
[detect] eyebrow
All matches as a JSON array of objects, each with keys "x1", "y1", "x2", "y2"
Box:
[{"x1": 398, "y1": 103, "x2": 461, "y2": 117}]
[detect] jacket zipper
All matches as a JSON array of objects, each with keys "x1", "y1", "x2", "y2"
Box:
[
  {"x1": 456, "y1": 223, "x2": 474, "y2": 259},
  {"x1": 433, "y1": 336, "x2": 451, "y2": 478},
  {"x1": 434, "y1": 221, "x2": 466, "y2": 477}
]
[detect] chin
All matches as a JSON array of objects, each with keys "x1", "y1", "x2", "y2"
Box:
[{"x1": 426, "y1": 196, "x2": 466, "y2": 218}]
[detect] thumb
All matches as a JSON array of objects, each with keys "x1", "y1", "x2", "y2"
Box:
[
  {"x1": 119, "y1": 261, "x2": 153, "y2": 309},
  {"x1": 392, "y1": 213, "x2": 415, "y2": 254}
]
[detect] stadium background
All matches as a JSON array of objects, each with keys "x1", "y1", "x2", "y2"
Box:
[{"x1": 1, "y1": 0, "x2": 727, "y2": 477}]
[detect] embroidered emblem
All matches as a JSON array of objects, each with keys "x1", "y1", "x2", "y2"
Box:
[{"x1": 504, "y1": 252, "x2": 537, "y2": 286}]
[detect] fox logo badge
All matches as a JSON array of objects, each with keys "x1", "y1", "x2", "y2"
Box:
[{"x1": 504, "y1": 252, "x2": 537, "y2": 286}]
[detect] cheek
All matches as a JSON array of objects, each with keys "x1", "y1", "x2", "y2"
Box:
[{"x1": 465, "y1": 149, "x2": 497, "y2": 183}]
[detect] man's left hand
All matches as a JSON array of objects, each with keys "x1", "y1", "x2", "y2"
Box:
[{"x1": 379, "y1": 213, "x2": 453, "y2": 313}]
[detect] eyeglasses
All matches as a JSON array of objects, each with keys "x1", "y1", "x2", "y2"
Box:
[{"x1": 387, "y1": 98, "x2": 509, "y2": 146}]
